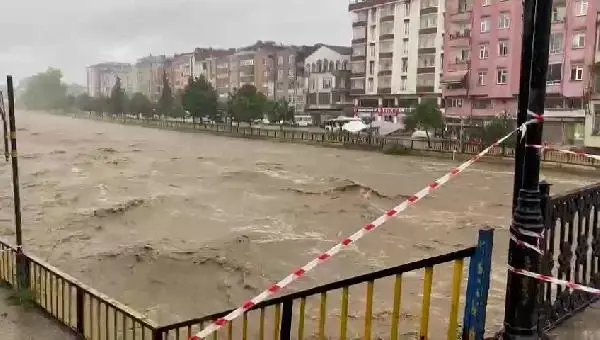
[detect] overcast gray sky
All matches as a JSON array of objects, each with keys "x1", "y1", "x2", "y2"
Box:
[{"x1": 1, "y1": 0, "x2": 351, "y2": 85}]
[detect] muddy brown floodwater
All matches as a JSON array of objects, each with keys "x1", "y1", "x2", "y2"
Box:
[{"x1": 0, "y1": 111, "x2": 596, "y2": 338}]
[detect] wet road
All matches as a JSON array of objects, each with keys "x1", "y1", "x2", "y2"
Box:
[
  {"x1": 0, "y1": 286, "x2": 77, "y2": 340},
  {"x1": 0, "y1": 111, "x2": 596, "y2": 337}
]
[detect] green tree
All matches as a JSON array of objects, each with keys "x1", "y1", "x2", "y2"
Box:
[
  {"x1": 75, "y1": 93, "x2": 94, "y2": 112},
  {"x1": 403, "y1": 99, "x2": 443, "y2": 147},
  {"x1": 129, "y1": 92, "x2": 154, "y2": 118},
  {"x1": 21, "y1": 68, "x2": 69, "y2": 110},
  {"x1": 478, "y1": 116, "x2": 515, "y2": 145},
  {"x1": 158, "y1": 71, "x2": 174, "y2": 116},
  {"x1": 182, "y1": 75, "x2": 219, "y2": 123},
  {"x1": 109, "y1": 76, "x2": 126, "y2": 115},
  {"x1": 266, "y1": 99, "x2": 295, "y2": 126},
  {"x1": 90, "y1": 96, "x2": 109, "y2": 115},
  {"x1": 228, "y1": 84, "x2": 267, "y2": 124}
]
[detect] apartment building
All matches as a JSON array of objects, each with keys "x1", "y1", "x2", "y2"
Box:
[
  {"x1": 134, "y1": 55, "x2": 167, "y2": 102},
  {"x1": 348, "y1": 0, "x2": 445, "y2": 123},
  {"x1": 86, "y1": 62, "x2": 132, "y2": 97},
  {"x1": 167, "y1": 53, "x2": 194, "y2": 93},
  {"x1": 304, "y1": 45, "x2": 352, "y2": 123},
  {"x1": 585, "y1": 11, "x2": 600, "y2": 150},
  {"x1": 444, "y1": 0, "x2": 594, "y2": 144}
]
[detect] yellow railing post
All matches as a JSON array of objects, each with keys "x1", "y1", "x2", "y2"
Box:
[
  {"x1": 447, "y1": 259, "x2": 464, "y2": 340},
  {"x1": 419, "y1": 267, "x2": 434, "y2": 339}
]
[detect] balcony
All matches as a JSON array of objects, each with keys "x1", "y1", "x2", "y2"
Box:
[
  {"x1": 447, "y1": 30, "x2": 471, "y2": 47},
  {"x1": 379, "y1": 33, "x2": 395, "y2": 41},
  {"x1": 352, "y1": 37, "x2": 367, "y2": 44},
  {"x1": 380, "y1": 13, "x2": 395, "y2": 22},
  {"x1": 378, "y1": 87, "x2": 392, "y2": 94},
  {"x1": 379, "y1": 52, "x2": 394, "y2": 59},
  {"x1": 351, "y1": 11, "x2": 368, "y2": 26},
  {"x1": 416, "y1": 86, "x2": 435, "y2": 93},
  {"x1": 448, "y1": 9, "x2": 471, "y2": 22},
  {"x1": 441, "y1": 70, "x2": 468, "y2": 96}
]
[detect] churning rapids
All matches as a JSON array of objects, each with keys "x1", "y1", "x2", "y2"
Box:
[{"x1": 0, "y1": 111, "x2": 595, "y2": 338}]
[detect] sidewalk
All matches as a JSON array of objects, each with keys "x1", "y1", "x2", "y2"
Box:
[
  {"x1": 548, "y1": 302, "x2": 600, "y2": 339},
  {"x1": 0, "y1": 286, "x2": 77, "y2": 340}
]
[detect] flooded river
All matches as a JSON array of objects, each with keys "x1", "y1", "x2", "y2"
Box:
[{"x1": 0, "y1": 112, "x2": 596, "y2": 338}]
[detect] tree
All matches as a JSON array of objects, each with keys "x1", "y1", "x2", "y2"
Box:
[
  {"x1": 478, "y1": 116, "x2": 515, "y2": 145},
  {"x1": 227, "y1": 84, "x2": 267, "y2": 124},
  {"x1": 266, "y1": 99, "x2": 295, "y2": 126},
  {"x1": 109, "y1": 76, "x2": 126, "y2": 115},
  {"x1": 129, "y1": 92, "x2": 154, "y2": 118},
  {"x1": 403, "y1": 99, "x2": 443, "y2": 147},
  {"x1": 182, "y1": 75, "x2": 218, "y2": 122},
  {"x1": 158, "y1": 71, "x2": 174, "y2": 116},
  {"x1": 21, "y1": 68, "x2": 69, "y2": 110},
  {"x1": 75, "y1": 93, "x2": 94, "y2": 112}
]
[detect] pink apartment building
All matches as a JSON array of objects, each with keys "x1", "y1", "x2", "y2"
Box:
[{"x1": 442, "y1": 0, "x2": 596, "y2": 144}]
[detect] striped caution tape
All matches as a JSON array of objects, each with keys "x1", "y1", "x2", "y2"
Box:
[
  {"x1": 509, "y1": 266, "x2": 600, "y2": 295},
  {"x1": 527, "y1": 144, "x2": 600, "y2": 162},
  {"x1": 190, "y1": 116, "x2": 543, "y2": 339}
]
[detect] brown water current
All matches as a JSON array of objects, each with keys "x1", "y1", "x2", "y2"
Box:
[{"x1": 0, "y1": 111, "x2": 596, "y2": 338}]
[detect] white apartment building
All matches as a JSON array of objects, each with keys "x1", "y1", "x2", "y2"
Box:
[
  {"x1": 349, "y1": 0, "x2": 444, "y2": 120},
  {"x1": 304, "y1": 45, "x2": 352, "y2": 123},
  {"x1": 86, "y1": 62, "x2": 133, "y2": 98}
]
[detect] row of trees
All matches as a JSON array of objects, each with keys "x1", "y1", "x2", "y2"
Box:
[{"x1": 78, "y1": 72, "x2": 295, "y2": 124}]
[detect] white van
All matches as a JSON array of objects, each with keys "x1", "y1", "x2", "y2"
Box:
[{"x1": 295, "y1": 115, "x2": 313, "y2": 127}]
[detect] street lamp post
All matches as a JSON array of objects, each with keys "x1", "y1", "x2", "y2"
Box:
[{"x1": 503, "y1": 0, "x2": 553, "y2": 337}]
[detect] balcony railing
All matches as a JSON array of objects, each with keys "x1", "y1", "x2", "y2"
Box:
[{"x1": 448, "y1": 30, "x2": 471, "y2": 39}]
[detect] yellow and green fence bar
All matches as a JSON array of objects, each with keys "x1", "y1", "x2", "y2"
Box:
[{"x1": 156, "y1": 228, "x2": 494, "y2": 340}]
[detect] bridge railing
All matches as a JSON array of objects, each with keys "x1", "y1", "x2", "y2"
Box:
[
  {"x1": 538, "y1": 181, "x2": 600, "y2": 331},
  {"x1": 155, "y1": 229, "x2": 493, "y2": 340},
  {"x1": 81, "y1": 114, "x2": 598, "y2": 169},
  {"x1": 0, "y1": 238, "x2": 159, "y2": 340}
]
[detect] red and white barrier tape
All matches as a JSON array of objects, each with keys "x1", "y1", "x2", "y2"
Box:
[
  {"x1": 527, "y1": 144, "x2": 600, "y2": 162},
  {"x1": 510, "y1": 235, "x2": 544, "y2": 255},
  {"x1": 190, "y1": 117, "x2": 542, "y2": 339},
  {"x1": 510, "y1": 266, "x2": 600, "y2": 295}
]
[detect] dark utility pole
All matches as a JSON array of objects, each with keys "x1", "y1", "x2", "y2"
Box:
[
  {"x1": 7, "y1": 76, "x2": 29, "y2": 290},
  {"x1": 512, "y1": 0, "x2": 537, "y2": 213},
  {"x1": 503, "y1": 0, "x2": 553, "y2": 338}
]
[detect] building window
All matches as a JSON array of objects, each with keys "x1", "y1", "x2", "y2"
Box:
[
  {"x1": 404, "y1": 1, "x2": 411, "y2": 15},
  {"x1": 420, "y1": 14, "x2": 437, "y2": 29},
  {"x1": 367, "y1": 78, "x2": 374, "y2": 91},
  {"x1": 477, "y1": 71, "x2": 487, "y2": 86},
  {"x1": 479, "y1": 44, "x2": 489, "y2": 59},
  {"x1": 403, "y1": 39, "x2": 409, "y2": 54},
  {"x1": 418, "y1": 54, "x2": 436, "y2": 67},
  {"x1": 498, "y1": 12, "x2": 510, "y2": 29},
  {"x1": 401, "y1": 76, "x2": 407, "y2": 90},
  {"x1": 419, "y1": 33, "x2": 436, "y2": 48},
  {"x1": 482, "y1": 0, "x2": 490, "y2": 6},
  {"x1": 401, "y1": 58, "x2": 408, "y2": 72},
  {"x1": 552, "y1": 6, "x2": 566, "y2": 22},
  {"x1": 550, "y1": 32, "x2": 564, "y2": 53},
  {"x1": 446, "y1": 98, "x2": 463, "y2": 108},
  {"x1": 369, "y1": 44, "x2": 376, "y2": 57},
  {"x1": 288, "y1": 69, "x2": 294, "y2": 77},
  {"x1": 369, "y1": 61, "x2": 375, "y2": 75},
  {"x1": 497, "y1": 69, "x2": 508, "y2": 84},
  {"x1": 458, "y1": 48, "x2": 470, "y2": 62},
  {"x1": 403, "y1": 20, "x2": 410, "y2": 35},
  {"x1": 323, "y1": 78, "x2": 332, "y2": 89},
  {"x1": 420, "y1": 0, "x2": 437, "y2": 9},
  {"x1": 278, "y1": 56, "x2": 284, "y2": 65},
  {"x1": 480, "y1": 16, "x2": 491, "y2": 33},
  {"x1": 571, "y1": 65, "x2": 584, "y2": 81},
  {"x1": 473, "y1": 99, "x2": 492, "y2": 109},
  {"x1": 575, "y1": 0, "x2": 588, "y2": 16},
  {"x1": 572, "y1": 33, "x2": 586, "y2": 49},
  {"x1": 498, "y1": 40, "x2": 509, "y2": 56},
  {"x1": 288, "y1": 55, "x2": 294, "y2": 65},
  {"x1": 546, "y1": 63, "x2": 562, "y2": 84}
]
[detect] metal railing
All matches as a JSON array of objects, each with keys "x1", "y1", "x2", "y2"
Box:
[
  {"x1": 0, "y1": 238, "x2": 159, "y2": 340},
  {"x1": 538, "y1": 181, "x2": 600, "y2": 331},
  {"x1": 155, "y1": 229, "x2": 494, "y2": 340},
  {"x1": 75, "y1": 113, "x2": 600, "y2": 169}
]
